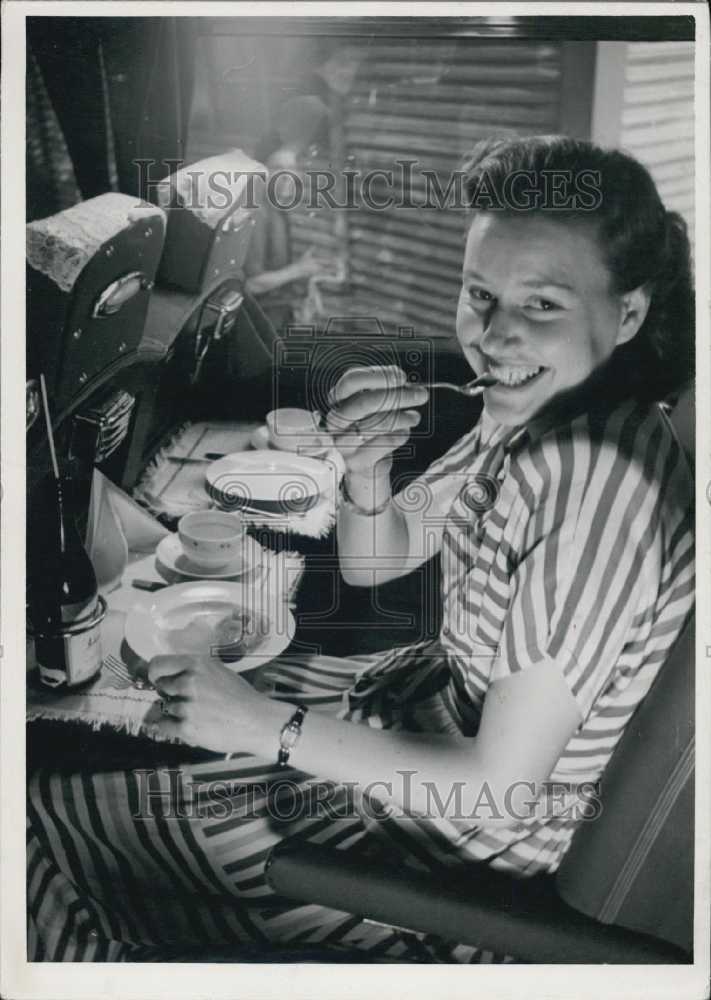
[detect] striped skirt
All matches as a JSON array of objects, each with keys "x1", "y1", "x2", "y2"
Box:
[{"x1": 27, "y1": 648, "x2": 516, "y2": 964}]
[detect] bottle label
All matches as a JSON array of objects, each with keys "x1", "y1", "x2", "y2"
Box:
[{"x1": 36, "y1": 622, "x2": 103, "y2": 688}]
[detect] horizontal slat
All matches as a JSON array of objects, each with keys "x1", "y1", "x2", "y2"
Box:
[
  {"x1": 351, "y1": 246, "x2": 461, "y2": 286},
  {"x1": 626, "y1": 42, "x2": 695, "y2": 62},
  {"x1": 350, "y1": 260, "x2": 459, "y2": 304},
  {"x1": 347, "y1": 95, "x2": 557, "y2": 127},
  {"x1": 350, "y1": 218, "x2": 464, "y2": 260},
  {"x1": 350, "y1": 223, "x2": 465, "y2": 266},
  {"x1": 339, "y1": 297, "x2": 454, "y2": 340},
  {"x1": 346, "y1": 147, "x2": 469, "y2": 176},
  {"x1": 351, "y1": 245, "x2": 462, "y2": 287},
  {"x1": 622, "y1": 100, "x2": 695, "y2": 126},
  {"x1": 343, "y1": 295, "x2": 455, "y2": 341},
  {"x1": 652, "y1": 176, "x2": 695, "y2": 197},
  {"x1": 351, "y1": 283, "x2": 457, "y2": 338},
  {"x1": 346, "y1": 112, "x2": 538, "y2": 143},
  {"x1": 350, "y1": 217, "x2": 465, "y2": 255},
  {"x1": 351, "y1": 251, "x2": 461, "y2": 298},
  {"x1": 354, "y1": 61, "x2": 561, "y2": 85},
  {"x1": 663, "y1": 194, "x2": 694, "y2": 215},
  {"x1": 621, "y1": 118, "x2": 695, "y2": 146},
  {"x1": 648, "y1": 159, "x2": 696, "y2": 183},
  {"x1": 354, "y1": 42, "x2": 560, "y2": 64},
  {"x1": 345, "y1": 126, "x2": 522, "y2": 158},
  {"x1": 350, "y1": 226, "x2": 464, "y2": 265},
  {"x1": 349, "y1": 208, "x2": 467, "y2": 235},
  {"x1": 289, "y1": 212, "x2": 339, "y2": 231},
  {"x1": 351, "y1": 80, "x2": 561, "y2": 106},
  {"x1": 625, "y1": 60, "x2": 694, "y2": 84},
  {"x1": 623, "y1": 79, "x2": 694, "y2": 104},
  {"x1": 623, "y1": 139, "x2": 694, "y2": 166},
  {"x1": 290, "y1": 234, "x2": 342, "y2": 257}
]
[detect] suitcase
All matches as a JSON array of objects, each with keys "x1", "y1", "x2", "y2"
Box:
[
  {"x1": 155, "y1": 148, "x2": 265, "y2": 294},
  {"x1": 26, "y1": 192, "x2": 167, "y2": 425}
]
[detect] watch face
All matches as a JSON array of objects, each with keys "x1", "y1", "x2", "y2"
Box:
[{"x1": 281, "y1": 721, "x2": 300, "y2": 750}]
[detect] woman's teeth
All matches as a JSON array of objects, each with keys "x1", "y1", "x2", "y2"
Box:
[{"x1": 488, "y1": 363, "x2": 544, "y2": 387}]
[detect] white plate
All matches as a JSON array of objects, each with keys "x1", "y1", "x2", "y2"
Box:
[
  {"x1": 155, "y1": 533, "x2": 263, "y2": 581},
  {"x1": 205, "y1": 449, "x2": 336, "y2": 511},
  {"x1": 125, "y1": 581, "x2": 295, "y2": 671}
]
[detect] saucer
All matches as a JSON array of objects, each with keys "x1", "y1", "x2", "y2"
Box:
[{"x1": 156, "y1": 533, "x2": 262, "y2": 580}]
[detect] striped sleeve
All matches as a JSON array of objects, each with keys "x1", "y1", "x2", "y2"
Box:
[{"x1": 492, "y1": 409, "x2": 692, "y2": 721}]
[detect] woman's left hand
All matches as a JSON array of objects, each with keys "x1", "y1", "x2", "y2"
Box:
[{"x1": 147, "y1": 654, "x2": 276, "y2": 756}]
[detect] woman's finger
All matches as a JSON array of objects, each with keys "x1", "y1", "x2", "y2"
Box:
[
  {"x1": 159, "y1": 697, "x2": 189, "y2": 720},
  {"x1": 346, "y1": 407, "x2": 421, "y2": 437},
  {"x1": 153, "y1": 671, "x2": 195, "y2": 699},
  {"x1": 328, "y1": 365, "x2": 407, "y2": 406},
  {"x1": 330, "y1": 411, "x2": 420, "y2": 452},
  {"x1": 148, "y1": 655, "x2": 197, "y2": 685},
  {"x1": 326, "y1": 385, "x2": 428, "y2": 432}
]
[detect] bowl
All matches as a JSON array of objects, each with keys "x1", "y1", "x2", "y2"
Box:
[
  {"x1": 177, "y1": 510, "x2": 246, "y2": 570},
  {"x1": 265, "y1": 408, "x2": 324, "y2": 452}
]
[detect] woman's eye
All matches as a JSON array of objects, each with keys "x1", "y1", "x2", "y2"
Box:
[
  {"x1": 527, "y1": 297, "x2": 559, "y2": 313},
  {"x1": 466, "y1": 287, "x2": 495, "y2": 305}
]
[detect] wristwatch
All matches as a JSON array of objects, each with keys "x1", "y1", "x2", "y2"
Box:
[{"x1": 278, "y1": 704, "x2": 309, "y2": 768}]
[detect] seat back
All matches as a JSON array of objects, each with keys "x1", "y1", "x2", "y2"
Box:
[{"x1": 555, "y1": 617, "x2": 694, "y2": 954}]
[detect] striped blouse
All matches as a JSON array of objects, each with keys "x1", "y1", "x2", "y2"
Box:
[{"x1": 340, "y1": 395, "x2": 694, "y2": 876}]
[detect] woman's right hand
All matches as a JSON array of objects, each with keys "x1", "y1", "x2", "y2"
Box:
[{"x1": 325, "y1": 365, "x2": 429, "y2": 481}]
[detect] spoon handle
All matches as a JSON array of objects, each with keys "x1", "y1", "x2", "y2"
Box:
[{"x1": 423, "y1": 374, "x2": 496, "y2": 395}]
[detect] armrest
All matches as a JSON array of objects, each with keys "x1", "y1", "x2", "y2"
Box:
[{"x1": 266, "y1": 839, "x2": 689, "y2": 964}]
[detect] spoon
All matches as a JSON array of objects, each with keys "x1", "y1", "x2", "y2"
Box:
[{"x1": 421, "y1": 373, "x2": 497, "y2": 397}]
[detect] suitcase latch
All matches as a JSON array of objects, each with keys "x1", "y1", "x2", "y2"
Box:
[{"x1": 93, "y1": 271, "x2": 150, "y2": 318}]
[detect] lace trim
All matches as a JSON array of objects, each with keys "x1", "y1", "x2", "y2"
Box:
[
  {"x1": 158, "y1": 148, "x2": 266, "y2": 229},
  {"x1": 26, "y1": 193, "x2": 165, "y2": 293}
]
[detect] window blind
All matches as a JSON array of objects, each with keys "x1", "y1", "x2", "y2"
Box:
[
  {"x1": 292, "y1": 40, "x2": 565, "y2": 347},
  {"x1": 618, "y1": 42, "x2": 695, "y2": 243}
]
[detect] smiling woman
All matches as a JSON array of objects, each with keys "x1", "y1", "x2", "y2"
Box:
[
  {"x1": 457, "y1": 137, "x2": 693, "y2": 418},
  {"x1": 26, "y1": 137, "x2": 695, "y2": 965},
  {"x1": 458, "y1": 211, "x2": 649, "y2": 422}
]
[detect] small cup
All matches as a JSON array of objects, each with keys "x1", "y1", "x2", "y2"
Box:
[
  {"x1": 177, "y1": 511, "x2": 246, "y2": 571},
  {"x1": 265, "y1": 408, "x2": 323, "y2": 453}
]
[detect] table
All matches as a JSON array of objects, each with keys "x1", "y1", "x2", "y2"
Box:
[{"x1": 27, "y1": 515, "x2": 441, "y2": 775}]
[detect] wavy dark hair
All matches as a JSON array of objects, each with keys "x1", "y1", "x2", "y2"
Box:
[{"x1": 460, "y1": 136, "x2": 694, "y2": 402}]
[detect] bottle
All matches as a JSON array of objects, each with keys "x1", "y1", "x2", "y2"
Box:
[{"x1": 28, "y1": 473, "x2": 105, "y2": 688}]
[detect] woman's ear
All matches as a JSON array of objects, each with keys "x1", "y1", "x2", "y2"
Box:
[{"x1": 616, "y1": 284, "x2": 652, "y2": 346}]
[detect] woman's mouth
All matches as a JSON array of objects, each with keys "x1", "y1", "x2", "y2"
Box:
[{"x1": 487, "y1": 361, "x2": 546, "y2": 389}]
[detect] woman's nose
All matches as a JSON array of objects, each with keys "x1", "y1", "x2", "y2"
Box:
[{"x1": 479, "y1": 305, "x2": 521, "y2": 355}]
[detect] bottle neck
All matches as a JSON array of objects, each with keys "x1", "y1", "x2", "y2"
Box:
[{"x1": 53, "y1": 476, "x2": 82, "y2": 556}]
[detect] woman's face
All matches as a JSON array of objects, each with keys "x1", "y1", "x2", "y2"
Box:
[{"x1": 456, "y1": 212, "x2": 631, "y2": 426}]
